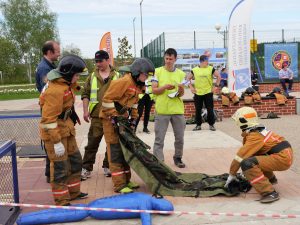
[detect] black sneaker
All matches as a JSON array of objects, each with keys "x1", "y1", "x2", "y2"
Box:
[
  {"x1": 46, "y1": 176, "x2": 50, "y2": 183},
  {"x1": 143, "y1": 128, "x2": 150, "y2": 134},
  {"x1": 260, "y1": 191, "x2": 280, "y2": 203},
  {"x1": 173, "y1": 157, "x2": 185, "y2": 168},
  {"x1": 269, "y1": 176, "x2": 278, "y2": 185},
  {"x1": 193, "y1": 125, "x2": 201, "y2": 131},
  {"x1": 71, "y1": 192, "x2": 88, "y2": 200}
]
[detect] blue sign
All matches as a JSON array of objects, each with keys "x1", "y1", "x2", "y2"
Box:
[{"x1": 264, "y1": 43, "x2": 298, "y2": 79}]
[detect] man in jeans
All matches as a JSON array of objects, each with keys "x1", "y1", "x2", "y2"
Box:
[
  {"x1": 152, "y1": 48, "x2": 186, "y2": 168},
  {"x1": 188, "y1": 55, "x2": 221, "y2": 131}
]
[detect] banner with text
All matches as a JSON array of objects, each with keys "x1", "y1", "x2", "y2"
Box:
[
  {"x1": 227, "y1": 0, "x2": 254, "y2": 95},
  {"x1": 99, "y1": 32, "x2": 114, "y2": 66}
]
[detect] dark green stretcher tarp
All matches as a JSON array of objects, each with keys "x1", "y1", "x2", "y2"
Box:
[{"x1": 116, "y1": 118, "x2": 251, "y2": 198}]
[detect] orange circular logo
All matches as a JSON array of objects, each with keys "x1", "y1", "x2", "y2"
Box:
[{"x1": 271, "y1": 50, "x2": 291, "y2": 71}]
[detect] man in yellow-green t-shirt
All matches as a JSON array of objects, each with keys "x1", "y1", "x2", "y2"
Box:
[
  {"x1": 152, "y1": 48, "x2": 186, "y2": 168},
  {"x1": 188, "y1": 55, "x2": 221, "y2": 131}
]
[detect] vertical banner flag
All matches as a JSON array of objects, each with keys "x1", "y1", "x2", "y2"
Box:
[
  {"x1": 99, "y1": 32, "x2": 114, "y2": 66},
  {"x1": 227, "y1": 0, "x2": 255, "y2": 95},
  {"x1": 264, "y1": 43, "x2": 298, "y2": 79}
]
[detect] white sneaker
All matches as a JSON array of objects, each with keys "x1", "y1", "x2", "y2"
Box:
[
  {"x1": 81, "y1": 168, "x2": 91, "y2": 180},
  {"x1": 103, "y1": 167, "x2": 111, "y2": 177}
]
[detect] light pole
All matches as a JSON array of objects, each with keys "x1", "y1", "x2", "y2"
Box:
[
  {"x1": 140, "y1": 0, "x2": 144, "y2": 57},
  {"x1": 133, "y1": 17, "x2": 136, "y2": 58},
  {"x1": 215, "y1": 24, "x2": 227, "y2": 48}
]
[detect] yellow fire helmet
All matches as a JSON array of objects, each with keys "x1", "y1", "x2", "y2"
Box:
[
  {"x1": 232, "y1": 107, "x2": 259, "y2": 130},
  {"x1": 221, "y1": 87, "x2": 229, "y2": 94}
]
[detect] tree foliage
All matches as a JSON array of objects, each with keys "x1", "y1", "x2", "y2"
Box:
[
  {"x1": 0, "y1": 0, "x2": 58, "y2": 83},
  {"x1": 62, "y1": 43, "x2": 82, "y2": 57},
  {"x1": 116, "y1": 36, "x2": 133, "y2": 66}
]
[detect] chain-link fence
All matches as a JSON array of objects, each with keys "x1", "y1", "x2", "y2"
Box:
[
  {"x1": 0, "y1": 110, "x2": 44, "y2": 157},
  {"x1": 143, "y1": 29, "x2": 300, "y2": 80},
  {"x1": 0, "y1": 140, "x2": 20, "y2": 224}
]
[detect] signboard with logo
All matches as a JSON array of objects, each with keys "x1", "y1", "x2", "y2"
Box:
[
  {"x1": 264, "y1": 43, "x2": 298, "y2": 79},
  {"x1": 175, "y1": 48, "x2": 227, "y2": 73}
]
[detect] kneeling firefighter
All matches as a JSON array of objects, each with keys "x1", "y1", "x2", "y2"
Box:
[
  {"x1": 225, "y1": 107, "x2": 293, "y2": 203},
  {"x1": 39, "y1": 55, "x2": 89, "y2": 206},
  {"x1": 100, "y1": 58, "x2": 155, "y2": 193}
]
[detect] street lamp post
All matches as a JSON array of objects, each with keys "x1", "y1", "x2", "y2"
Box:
[
  {"x1": 215, "y1": 24, "x2": 227, "y2": 48},
  {"x1": 140, "y1": 0, "x2": 144, "y2": 57},
  {"x1": 133, "y1": 17, "x2": 136, "y2": 58}
]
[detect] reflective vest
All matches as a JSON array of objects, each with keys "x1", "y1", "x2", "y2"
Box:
[
  {"x1": 192, "y1": 66, "x2": 213, "y2": 96},
  {"x1": 138, "y1": 77, "x2": 154, "y2": 100},
  {"x1": 154, "y1": 67, "x2": 185, "y2": 115},
  {"x1": 89, "y1": 71, "x2": 119, "y2": 113}
]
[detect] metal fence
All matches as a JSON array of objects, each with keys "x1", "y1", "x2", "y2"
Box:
[
  {"x1": 0, "y1": 140, "x2": 20, "y2": 225},
  {"x1": 143, "y1": 29, "x2": 300, "y2": 80}
]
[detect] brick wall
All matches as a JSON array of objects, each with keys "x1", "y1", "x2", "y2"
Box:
[
  {"x1": 258, "y1": 82, "x2": 300, "y2": 93},
  {"x1": 150, "y1": 97, "x2": 296, "y2": 118}
]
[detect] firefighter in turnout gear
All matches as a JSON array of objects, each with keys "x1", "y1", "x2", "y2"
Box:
[
  {"x1": 225, "y1": 107, "x2": 293, "y2": 203},
  {"x1": 100, "y1": 58, "x2": 155, "y2": 193},
  {"x1": 81, "y1": 50, "x2": 119, "y2": 180},
  {"x1": 39, "y1": 55, "x2": 89, "y2": 206}
]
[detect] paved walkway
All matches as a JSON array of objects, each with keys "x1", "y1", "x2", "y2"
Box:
[{"x1": 1, "y1": 97, "x2": 300, "y2": 225}]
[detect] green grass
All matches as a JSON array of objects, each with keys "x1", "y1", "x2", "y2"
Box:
[{"x1": 0, "y1": 92, "x2": 40, "y2": 101}]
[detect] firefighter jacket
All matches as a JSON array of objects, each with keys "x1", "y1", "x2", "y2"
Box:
[
  {"x1": 221, "y1": 92, "x2": 239, "y2": 106},
  {"x1": 229, "y1": 127, "x2": 293, "y2": 175},
  {"x1": 274, "y1": 93, "x2": 288, "y2": 105},
  {"x1": 81, "y1": 66, "x2": 119, "y2": 117},
  {"x1": 100, "y1": 73, "x2": 142, "y2": 119},
  {"x1": 39, "y1": 77, "x2": 75, "y2": 144}
]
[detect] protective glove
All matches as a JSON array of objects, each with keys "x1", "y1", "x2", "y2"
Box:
[
  {"x1": 54, "y1": 142, "x2": 65, "y2": 157},
  {"x1": 129, "y1": 118, "x2": 137, "y2": 131},
  {"x1": 224, "y1": 174, "x2": 238, "y2": 188}
]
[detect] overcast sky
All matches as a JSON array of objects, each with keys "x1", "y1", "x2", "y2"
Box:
[{"x1": 47, "y1": 0, "x2": 300, "y2": 58}]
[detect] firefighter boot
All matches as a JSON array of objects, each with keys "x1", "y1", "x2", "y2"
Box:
[
  {"x1": 260, "y1": 191, "x2": 280, "y2": 203},
  {"x1": 127, "y1": 181, "x2": 140, "y2": 189}
]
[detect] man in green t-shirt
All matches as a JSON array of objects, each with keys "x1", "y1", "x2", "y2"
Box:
[{"x1": 152, "y1": 48, "x2": 186, "y2": 168}]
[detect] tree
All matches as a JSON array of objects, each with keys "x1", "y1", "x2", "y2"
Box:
[
  {"x1": 0, "y1": 0, "x2": 58, "y2": 66},
  {"x1": 0, "y1": 36, "x2": 21, "y2": 82},
  {"x1": 62, "y1": 43, "x2": 82, "y2": 57},
  {"x1": 116, "y1": 36, "x2": 133, "y2": 66}
]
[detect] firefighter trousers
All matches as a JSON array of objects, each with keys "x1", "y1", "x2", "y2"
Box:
[
  {"x1": 242, "y1": 148, "x2": 293, "y2": 195},
  {"x1": 82, "y1": 117, "x2": 109, "y2": 171},
  {"x1": 102, "y1": 118, "x2": 131, "y2": 192},
  {"x1": 44, "y1": 135, "x2": 82, "y2": 206}
]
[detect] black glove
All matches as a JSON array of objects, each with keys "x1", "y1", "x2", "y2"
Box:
[{"x1": 128, "y1": 118, "x2": 137, "y2": 131}]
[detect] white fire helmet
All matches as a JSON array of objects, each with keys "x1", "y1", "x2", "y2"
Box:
[{"x1": 232, "y1": 107, "x2": 259, "y2": 130}]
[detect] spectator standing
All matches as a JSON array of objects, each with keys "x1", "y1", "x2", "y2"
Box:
[
  {"x1": 152, "y1": 48, "x2": 186, "y2": 168},
  {"x1": 188, "y1": 55, "x2": 221, "y2": 131},
  {"x1": 35, "y1": 40, "x2": 60, "y2": 183},
  {"x1": 81, "y1": 50, "x2": 119, "y2": 180}
]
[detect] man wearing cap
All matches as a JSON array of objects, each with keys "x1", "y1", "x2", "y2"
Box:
[
  {"x1": 152, "y1": 48, "x2": 186, "y2": 168},
  {"x1": 188, "y1": 55, "x2": 221, "y2": 131},
  {"x1": 81, "y1": 50, "x2": 119, "y2": 180},
  {"x1": 100, "y1": 58, "x2": 155, "y2": 193}
]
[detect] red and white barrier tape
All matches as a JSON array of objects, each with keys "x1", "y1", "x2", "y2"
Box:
[{"x1": 1, "y1": 202, "x2": 300, "y2": 219}]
